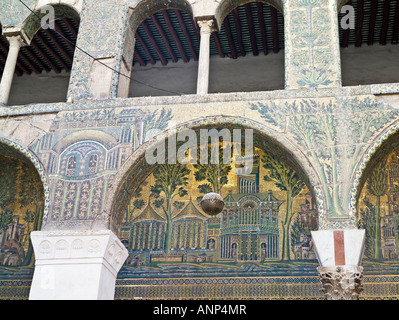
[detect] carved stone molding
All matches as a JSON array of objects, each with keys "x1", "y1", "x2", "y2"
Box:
[
  {"x1": 197, "y1": 18, "x2": 216, "y2": 35},
  {"x1": 30, "y1": 229, "x2": 129, "y2": 299},
  {"x1": 32, "y1": 229, "x2": 128, "y2": 275},
  {"x1": 317, "y1": 266, "x2": 364, "y2": 300}
]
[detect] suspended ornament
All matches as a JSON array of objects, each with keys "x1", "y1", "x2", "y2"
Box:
[
  {"x1": 200, "y1": 192, "x2": 224, "y2": 216},
  {"x1": 199, "y1": 148, "x2": 225, "y2": 216}
]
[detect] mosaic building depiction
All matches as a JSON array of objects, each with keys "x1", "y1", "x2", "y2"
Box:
[{"x1": 1, "y1": 0, "x2": 399, "y2": 300}]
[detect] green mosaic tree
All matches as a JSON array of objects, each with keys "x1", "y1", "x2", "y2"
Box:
[
  {"x1": 0, "y1": 158, "x2": 17, "y2": 211},
  {"x1": 263, "y1": 153, "x2": 304, "y2": 261},
  {"x1": 127, "y1": 186, "x2": 145, "y2": 250},
  {"x1": 358, "y1": 197, "x2": 376, "y2": 259},
  {"x1": 194, "y1": 144, "x2": 232, "y2": 196},
  {"x1": 367, "y1": 160, "x2": 387, "y2": 261},
  {"x1": 150, "y1": 163, "x2": 190, "y2": 255}
]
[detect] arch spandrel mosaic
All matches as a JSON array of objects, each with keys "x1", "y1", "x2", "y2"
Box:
[{"x1": 118, "y1": 145, "x2": 319, "y2": 281}]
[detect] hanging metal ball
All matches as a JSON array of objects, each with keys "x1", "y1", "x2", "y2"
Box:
[{"x1": 200, "y1": 192, "x2": 225, "y2": 216}]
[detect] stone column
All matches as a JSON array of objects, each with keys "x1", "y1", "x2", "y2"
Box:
[
  {"x1": 284, "y1": 0, "x2": 342, "y2": 89},
  {"x1": 311, "y1": 229, "x2": 366, "y2": 300},
  {"x1": 29, "y1": 230, "x2": 128, "y2": 300},
  {"x1": 196, "y1": 18, "x2": 214, "y2": 95},
  {"x1": 67, "y1": 0, "x2": 130, "y2": 102},
  {"x1": 0, "y1": 35, "x2": 25, "y2": 105}
]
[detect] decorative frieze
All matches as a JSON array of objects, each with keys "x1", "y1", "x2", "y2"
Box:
[{"x1": 29, "y1": 230, "x2": 128, "y2": 300}]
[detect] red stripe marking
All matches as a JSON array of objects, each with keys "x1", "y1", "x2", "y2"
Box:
[{"x1": 334, "y1": 231, "x2": 346, "y2": 265}]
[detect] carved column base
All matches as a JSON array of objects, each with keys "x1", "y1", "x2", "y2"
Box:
[
  {"x1": 317, "y1": 266, "x2": 364, "y2": 300},
  {"x1": 29, "y1": 230, "x2": 128, "y2": 300}
]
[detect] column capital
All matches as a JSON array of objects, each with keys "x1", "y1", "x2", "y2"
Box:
[
  {"x1": 317, "y1": 266, "x2": 364, "y2": 300},
  {"x1": 196, "y1": 17, "x2": 216, "y2": 35},
  {"x1": 6, "y1": 35, "x2": 27, "y2": 48}
]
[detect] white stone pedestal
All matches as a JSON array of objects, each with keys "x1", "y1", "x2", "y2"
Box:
[
  {"x1": 311, "y1": 229, "x2": 366, "y2": 300},
  {"x1": 29, "y1": 230, "x2": 128, "y2": 300},
  {"x1": 311, "y1": 229, "x2": 365, "y2": 267}
]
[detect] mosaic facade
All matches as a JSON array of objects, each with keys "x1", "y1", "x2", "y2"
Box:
[{"x1": 1, "y1": 0, "x2": 399, "y2": 299}]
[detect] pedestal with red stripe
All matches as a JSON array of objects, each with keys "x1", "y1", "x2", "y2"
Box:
[{"x1": 311, "y1": 229, "x2": 365, "y2": 300}]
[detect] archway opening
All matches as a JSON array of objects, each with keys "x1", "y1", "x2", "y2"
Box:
[
  {"x1": 110, "y1": 122, "x2": 320, "y2": 299},
  {"x1": 128, "y1": 1, "x2": 285, "y2": 97},
  {"x1": 0, "y1": 142, "x2": 45, "y2": 268},
  {"x1": 129, "y1": 8, "x2": 200, "y2": 96},
  {"x1": 356, "y1": 130, "x2": 399, "y2": 266},
  {"x1": 209, "y1": 1, "x2": 285, "y2": 93},
  {"x1": 339, "y1": 0, "x2": 399, "y2": 86},
  {"x1": 0, "y1": 6, "x2": 80, "y2": 106}
]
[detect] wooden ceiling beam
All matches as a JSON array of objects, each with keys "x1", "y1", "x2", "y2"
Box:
[
  {"x1": 355, "y1": 0, "x2": 363, "y2": 47},
  {"x1": 162, "y1": 10, "x2": 189, "y2": 63},
  {"x1": 174, "y1": 10, "x2": 198, "y2": 61},
  {"x1": 151, "y1": 14, "x2": 178, "y2": 63},
  {"x1": 63, "y1": 18, "x2": 78, "y2": 40},
  {"x1": 257, "y1": 2, "x2": 268, "y2": 55},
  {"x1": 368, "y1": 0, "x2": 378, "y2": 45},
  {"x1": 36, "y1": 32, "x2": 70, "y2": 71},
  {"x1": 212, "y1": 32, "x2": 225, "y2": 58},
  {"x1": 31, "y1": 38, "x2": 61, "y2": 73},
  {"x1": 270, "y1": 6, "x2": 279, "y2": 53},
  {"x1": 245, "y1": 4, "x2": 259, "y2": 56},
  {"x1": 223, "y1": 16, "x2": 238, "y2": 59},
  {"x1": 42, "y1": 29, "x2": 73, "y2": 65},
  {"x1": 25, "y1": 46, "x2": 51, "y2": 72},
  {"x1": 54, "y1": 21, "x2": 76, "y2": 52},
  {"x1": 380, "y1": 0, "x2": 391, "y2": 45},
  {"x1": 233, "y1": 8, "x2": 246, "y2": 57},
  {"x1": 135, "y1": 32, "x2": 156, "y2": 65},
  {"x1": 18, "y1": 50, "x2": 41, "y2": 74},
  {"x1": 134, "y1": 50, "x2": 146, "y2": 66},
  {"x1": 141, "y1": 20, "x2": 168, "y2": 65},
  {"x1": 392, "y1": 0, "x2": 399, "y2": 44}
]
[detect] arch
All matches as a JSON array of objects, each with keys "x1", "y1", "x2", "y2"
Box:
[
  {"x1": 129, "y1": 0, "x2": 193, "y2": 35},
  {"x1": 52, "y1": 129, "x2": 119, "y2": 155},
  {"x1": 215, "y1": 0, "x2": 284, "y2": 30},
  {"x1": 58, "y1": 140, "x2": 107, "y2": 178},
  {"x1": 106, "y1": 116, "x2": 322, "y2": 235},
  {"x1": 21, "y1": 3, "x2": 80, "y2": 42},
  {"x1": 351, "y1": 119, "x2": 399, "y2": 215},
  {"x1": 0, "y1": 135, "x2": 49, "y2": 229}
]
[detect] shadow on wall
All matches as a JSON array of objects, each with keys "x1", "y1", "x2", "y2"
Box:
[
  {"x1": 8, "y1": 69, "x2": 70, "y2": 105},
  {"x1": 129, "y1": 51, "x2": 285, "y2": 97},
  {"x1": 341, "y1": 44, "x2": 399, "y2": 86}
]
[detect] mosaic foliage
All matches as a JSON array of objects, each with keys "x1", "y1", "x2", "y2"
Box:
[{"x1": 250, "y1": 96, "x2": 399, "y2": 224}]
